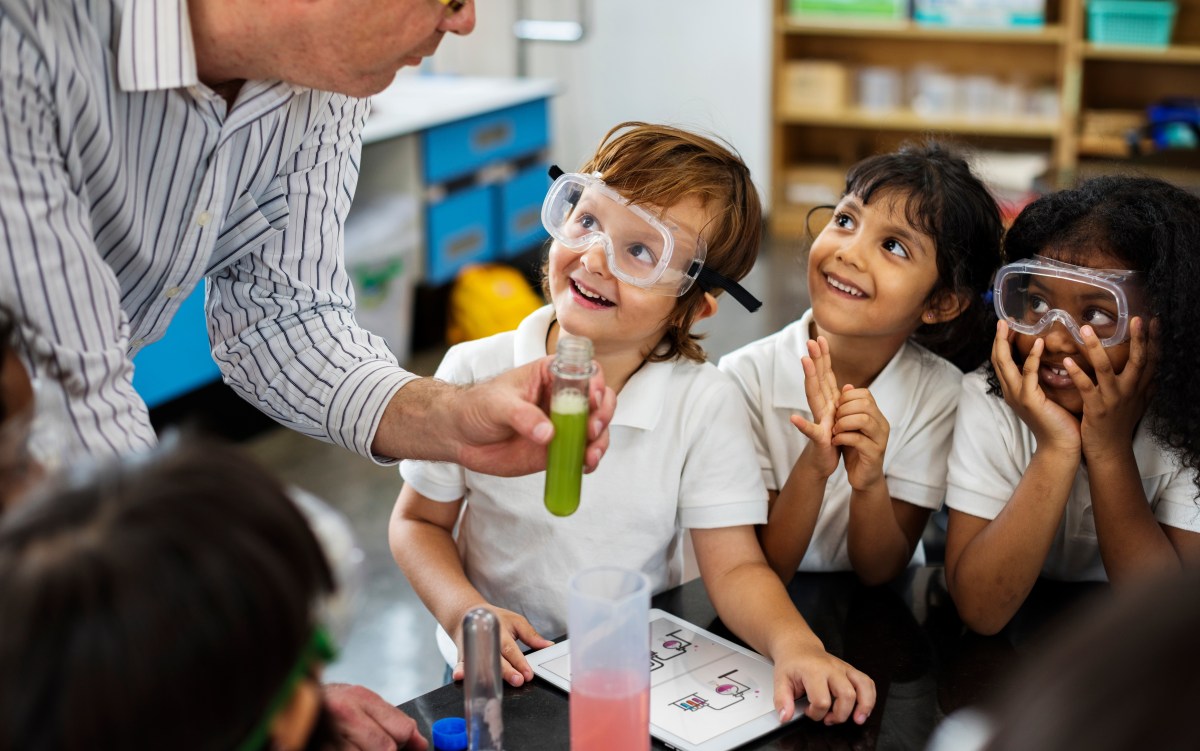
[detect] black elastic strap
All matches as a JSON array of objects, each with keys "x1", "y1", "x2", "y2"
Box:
[
  {"x1": 548, "y1": 164, "x2": 564, "y2": 180},
  {"x1": 695, "y1": 264, "x2": 763, "y2": 313}
]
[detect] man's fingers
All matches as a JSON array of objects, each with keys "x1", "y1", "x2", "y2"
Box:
[{"x1": 324, "y1": 683, "x2": 428, "y2": 751}]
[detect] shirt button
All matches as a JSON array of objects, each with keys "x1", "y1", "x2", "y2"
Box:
[
  {"x1": 196, "y1": 210, "x2": 212, "y2": 227},
  {"x1": 164, "y1": 286, "x2": 182, "y2": 299}
]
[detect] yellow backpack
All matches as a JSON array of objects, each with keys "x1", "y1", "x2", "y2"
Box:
[{"x1": 446, "y1": 263, "x2": 545, "y2": 345}]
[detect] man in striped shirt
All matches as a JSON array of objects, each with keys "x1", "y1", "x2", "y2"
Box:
[
  {"x1": 0, "y1": 0, "x2": 616, "y2": 749},
  {"x1": 0, "y1": 0, "x2": 614, "y2": 471}
]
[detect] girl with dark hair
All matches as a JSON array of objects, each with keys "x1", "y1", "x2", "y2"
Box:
[
  {"x1": 944, "y1": 175, "x2": 1200, "y2": 636},
  {"x1": 720, "y1": 141, "x2": 1004, "y2": 586},
  {"x1": 0, "y1": 439, "x2": 352, "y2": 751}
]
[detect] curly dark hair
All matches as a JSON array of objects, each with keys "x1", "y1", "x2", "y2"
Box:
[
  {"x1": 993, "y1": 174, "x2": 1200, "y2": 497},
  {"x1": 835, "y1": 140, "x2": 1004, "y2": 371}
]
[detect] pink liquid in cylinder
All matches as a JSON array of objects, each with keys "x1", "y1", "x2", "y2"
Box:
[{"x1": 570, "y1": 671, "x2": 650, "y2": 751}]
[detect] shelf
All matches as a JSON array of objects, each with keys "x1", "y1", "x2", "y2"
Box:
[
  {"x1": 778, "y1": 16, "x2": 1066, "y2": 44},
  {"x1": 769, "y1": 203, "x2": 822, "y2": 237},
  {"x1": 1083, "y1": 42, "x2": 1200, "y2": 63},
  {"x1": 779, "y1": 108, "x2": 1061, "y2": 137}
]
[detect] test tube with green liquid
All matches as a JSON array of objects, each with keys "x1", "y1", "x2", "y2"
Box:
[{"x1": 544, "y1": 335, "x2": 595, "y2": 517}]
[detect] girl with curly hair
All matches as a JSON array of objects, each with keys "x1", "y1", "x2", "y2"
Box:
[{"x1": 945, "y1": 174, "x2": 1200, "y2": 635}]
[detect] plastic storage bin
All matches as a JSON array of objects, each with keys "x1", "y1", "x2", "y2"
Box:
[
  {"x1": 789, "y1": 0, "x2": 906, "y2": 20},
  {"x1": 422, "y1": 99, "x2": 550, "y2": 184},
  {"x1": 498, "y1": 164, "x2": 551, "y2": 257},
  {"x1": 1088, "y1": 0, "x2": 1177, "y2": 46},
  {"x1": 344, "y1": 194, "x2": 421, "y2": 363},
  {"x1": 425, "y1": 183, "x2": 498, "y2": 286},
  {"x1": 914, "y1": 0, "x2": 1046, "y2": 27}
]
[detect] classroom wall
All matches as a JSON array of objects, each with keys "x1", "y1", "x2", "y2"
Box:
[{"x1": 426, "y1": 0, "x2": 774, "y2": 210}]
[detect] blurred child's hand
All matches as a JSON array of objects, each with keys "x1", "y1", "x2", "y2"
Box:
[
  {"x1": 1068, "y1": 318, "x2": 1157, "y2": 463},
  {"x1": 770, "y1": 638, "x2": 876, "y2": 726},
  {"x1": 452, "y1": 606, "x2": 553, "y2": 687},
  {"x1": 832, "y1": 384, "x2": 889, "y2": 492},
  {"x1": 992, "y1": 321, "x2": 1080, "y2": 454},
  {"x1": 791, "y1": 337, "x2": 841, "y2": 478}
]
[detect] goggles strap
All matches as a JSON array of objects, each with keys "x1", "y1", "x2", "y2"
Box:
[
  {"x1": 548, "y1": 164, "x2": 565, "y2": 180},
  {"x1": 695, "y1": 264, "x2": 763, "y2": 313}
]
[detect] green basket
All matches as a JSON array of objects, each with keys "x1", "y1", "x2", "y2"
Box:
[{"x1": 1087, "y1": 0, "x2": 1177, "y2": 46}]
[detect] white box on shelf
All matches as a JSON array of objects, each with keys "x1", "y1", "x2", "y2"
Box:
[{"x1": 344, "y1": 194, "x2": 421, "y2": 365}]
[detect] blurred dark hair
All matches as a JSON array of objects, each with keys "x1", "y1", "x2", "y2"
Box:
[
  {"x1": 984, "y1": 566, "x2": 1200, "y2": 751},
  {"x1": 0, "y1": 437, "x2": 337, "y2": 751},
  {"x1": 837, "y1": 140, "x2": 1004, "y2": 371},
  {"x1": 994, "y1": 175, "x2": 1200, "y2": 496}
]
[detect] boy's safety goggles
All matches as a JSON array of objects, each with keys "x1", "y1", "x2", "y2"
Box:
[
  {"x1": 542, "y1": 166, "x2": 762, "y2": 312},
  {"x1": 993, "y1": 255, "x2": 1146, "y2": 348}
]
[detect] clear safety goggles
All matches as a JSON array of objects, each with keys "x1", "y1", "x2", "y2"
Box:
[
  {"x1": 993, "y1": 255, "x2": 1146, "y2": 348},
  {"x1": 541, "y1": 167, "x2": 762, "y2": 312}
]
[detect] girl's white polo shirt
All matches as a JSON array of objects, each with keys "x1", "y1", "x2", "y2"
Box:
[
  {"x1": 400, "y1": 305, "x2": 767, "y2": 638},
  {"x1": 718, "y1": 309, "x2": 962, "y2": 572},
  {"x1": 946, "y1": 368, "x2": 1200, "y2": 582}
]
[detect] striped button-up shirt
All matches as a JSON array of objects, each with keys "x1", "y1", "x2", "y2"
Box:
[{"x1": 0, "y1": 0, "x2": 418, "y2": 460}]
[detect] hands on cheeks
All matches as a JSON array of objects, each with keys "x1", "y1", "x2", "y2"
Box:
[
  {"x1": 452, "y1": 606, "x2": 553, "y2": 688},
  {"x1": 322, "y1": 683, "x2": 428, "y2": 750},
  {"x1": 1065, "y1": 318, "x2": 1157, "y2": 460},
  {"x1": 772, "y1": 640, "x2": 876, "y2": 727},
  {"x1": 455, "y1": 356, "x2": 617, "y2": 477},
  {"x1": 991, "y1": 320, "x2": 1080, "y2": 453},
  {"x1": 792, "y1": 336, "x2": 889, "y2": 488}
]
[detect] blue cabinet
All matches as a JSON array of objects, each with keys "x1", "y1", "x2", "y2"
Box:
[{"x1": 132, "y1": 286, "x2": 221, "y2": 408}]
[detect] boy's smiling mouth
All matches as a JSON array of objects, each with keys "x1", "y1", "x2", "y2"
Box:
[{"x1": 570, "y1": 278, "x2": 615, "y2": 308}]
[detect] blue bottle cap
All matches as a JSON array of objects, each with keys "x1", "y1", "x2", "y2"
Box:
[{"x1": 431, "y1": 716, "x2": 468, "y2": 751}]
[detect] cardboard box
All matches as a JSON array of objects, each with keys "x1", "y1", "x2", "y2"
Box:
[{"x1": 780, "y1": 61, "x2": 849, "y2": 116}]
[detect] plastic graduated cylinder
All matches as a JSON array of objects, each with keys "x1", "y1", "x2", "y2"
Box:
[{"x1": 543, "y1": 335, "x2": 595, "y2": 517}]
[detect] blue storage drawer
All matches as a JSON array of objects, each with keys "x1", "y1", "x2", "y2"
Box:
[
  {"x1": 499, "y1": 164, "x2": 551, "y2": 257},
  {"x1": 423, "y1": 99, "x2": 550, "y2": 184},
  {"x1": 425, "y1": 183, "x2": 498, "y2": 285},
  {"x1": 132, "y1": 286, "x2": 221, "y2": 408}
]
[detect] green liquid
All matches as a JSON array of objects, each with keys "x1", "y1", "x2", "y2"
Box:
[{"x1": 544, "y1": 390, "x2": 589, "y2": 517}]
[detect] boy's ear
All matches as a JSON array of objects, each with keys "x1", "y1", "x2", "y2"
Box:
[
  {"x1": 696, "y1": 292, "x2": 719, "y2": 322},
  {"x1": 923, "y1": 290, "x2": 969, "y2": 324}
]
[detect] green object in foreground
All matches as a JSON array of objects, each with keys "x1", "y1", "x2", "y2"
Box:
[{"x1": 544, "y1": 390, "x2": 589, "y2": 517}]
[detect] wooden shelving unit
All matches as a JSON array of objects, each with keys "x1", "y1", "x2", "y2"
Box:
[{"x1": 771, "y1": 0, "x2": 1200, "y2": 233}]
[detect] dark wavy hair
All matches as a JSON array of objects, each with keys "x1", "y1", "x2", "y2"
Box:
[
  {"x1": 542, "y1": 121, "x2": 763, "y2": 363},
  {"x1": 826, "y1": 140, "x2": 1004, "y2": 372},
  {"x1": 993, "y1": 174, "x2": 1200, "y2": 497},
  {"x1": 0, "y1": 437, "x2": 338, "y2": 750}
]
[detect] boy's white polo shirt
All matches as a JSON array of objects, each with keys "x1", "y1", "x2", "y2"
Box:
[
  {"x1": 718, "y1": 308, "x2": 962, "y2": 572},
  {"x1": 946, "y1": 368, "x2": 1200, "y2": 582},
  {"x1": 400, "y1": 306, "x2": 767, "y2": 640}
]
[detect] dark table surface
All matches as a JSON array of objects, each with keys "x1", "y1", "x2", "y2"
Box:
[{"x1": 398, "y1": 568, "x2": 1106, "y2": 750}]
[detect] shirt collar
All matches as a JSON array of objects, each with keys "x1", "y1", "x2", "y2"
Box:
[
  {"x1": 513, "y1": 305, "x2": 674, "y2": 431},
  {"x1": 770, "y1": 308, "x2": 911, "y2": 419},
  {"x1": 118, "y1": 0, "x2": 199, "y2": 91}
]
